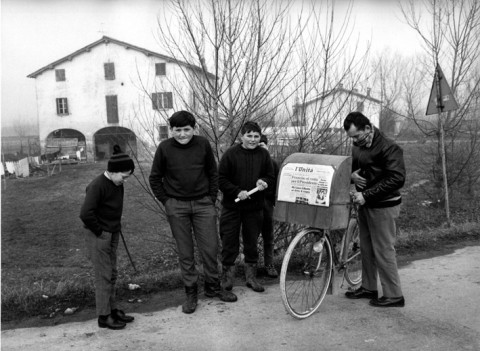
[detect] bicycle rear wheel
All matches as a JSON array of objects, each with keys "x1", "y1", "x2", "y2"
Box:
[
  {"x1": 279, "y1": 228, "x2": 333, "y2": 319},
  {"x1": 343, "y1": 218, "x2": 362, "y2": 286}
]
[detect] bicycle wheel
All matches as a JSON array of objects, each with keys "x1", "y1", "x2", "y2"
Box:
[
  {"x1": 343, "y1": 218, "x2": 362, "y2": 286},
  {"x1": 280, "y1": 228, "x2": 333, "y2": 319}
]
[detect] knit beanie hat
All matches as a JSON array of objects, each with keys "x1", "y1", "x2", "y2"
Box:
[{"x1": 108, "y1": 145, "x2": 135, "y2": 173}]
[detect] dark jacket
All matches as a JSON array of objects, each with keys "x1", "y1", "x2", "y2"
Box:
[
  {"x1": 264, "y1": 158, "x2": 280, "y2": 203},
  {"x1": 219, "y1": 144, "x2": 275, "y2": 211},
  {"x1": 149, "y1": 135, "x2": 218, "y2": 204},
  {"x1": 80, "y1": 173, "x2": 124, "y2": 236},
  {"x1": 352, "y1": 127, "x2": 406, "y2": 208}
]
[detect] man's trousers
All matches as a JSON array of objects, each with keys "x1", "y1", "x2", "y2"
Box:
[{"x1": 357, "y1": 205, "x2": 403, "y2": 298}]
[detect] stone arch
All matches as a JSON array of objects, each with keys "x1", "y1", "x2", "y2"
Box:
[
  {"x1": 94, "y1": 126, "x2": 137, "y2": 160},
  {"x1": 45, "y1": 128, "x2": 87, "y2": 160}
]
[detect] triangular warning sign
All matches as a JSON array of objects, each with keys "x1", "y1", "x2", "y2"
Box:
[{"x1": 426, "y1": 65, "x2": 459, "y2": 116}]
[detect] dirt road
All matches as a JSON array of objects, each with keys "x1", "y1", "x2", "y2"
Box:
[{"x1": 2, "y1": 245, "x2": 479, "y2": 351}]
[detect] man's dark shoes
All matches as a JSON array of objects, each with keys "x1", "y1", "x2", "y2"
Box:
[
  {"x1": 98, "y1": 315, "x2": 126, "y2": 330},
  {"x1": 204, "y1": 282, "x2": 238, "y2": 302},
  {"x1": 345, "y1": 286, "x2": 378, "y2": 300},
  {"x1": 111, "y1": 309, "x2": 134, "y2": 323},
  {"x1": 369, "y1": 296, "x2": 405, "y2": 307}
]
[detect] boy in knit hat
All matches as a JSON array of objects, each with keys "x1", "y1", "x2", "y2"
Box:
[
  {"x1": 149, "y1": 111, "x2": 237, "y2": 315},
  {"x1": 80, "y1": 145, "x2": 135, "y2": 330}
]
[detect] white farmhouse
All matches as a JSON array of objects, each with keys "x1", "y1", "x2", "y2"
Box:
[
  {"x1": 27, "y1": 36, "x2": 213, "y2": 161},
  {"x1": 266, "y1": 84, "x2": 402, "y2": 156}
]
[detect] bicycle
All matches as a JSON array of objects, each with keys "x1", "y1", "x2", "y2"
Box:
[{"x1": 279, "y1": 200, "x2": 361, "y2": 319}]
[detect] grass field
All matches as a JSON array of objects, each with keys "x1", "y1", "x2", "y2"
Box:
[{"x1": 2, "y1": 145, "x2": 480, "y2": 325}]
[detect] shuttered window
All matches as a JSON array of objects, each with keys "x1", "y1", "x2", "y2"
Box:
[
  {"x1": 56, "y1": 98, "x2": 69, "y2": 115},
  {"x1": 152, "y1": 92, "x2": 173, "y2": 110},
  {"x1": 155, "y1": 63, "x2": 166, "y2": 76},
  {"x1": 106, "y1": 95, "x2": 119, "y2": 123},
  {"x1": 104, "y1": 63, "x2": 115, "y2": 80},
  {"x1": 158, "y1": 125, "x2": 169, "y2": 140},
  {"x1": 55, "y1": 69, "x2": 66, "y2": 81}
]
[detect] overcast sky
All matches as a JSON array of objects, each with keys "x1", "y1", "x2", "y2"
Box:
[{"x1": 1, "y1": 0, "x2": 423, "y2": 134}]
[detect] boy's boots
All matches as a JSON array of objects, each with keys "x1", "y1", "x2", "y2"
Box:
[
  {"x1": 221, "y1": 265, "x2": 236, "y2": 291},
  {"x1": 182, "y1": 284, "x2": 198, "y2": 314},
  {"x1": 245, "y1": 263, "x2": 265, "y2": 292},
  {"x1": 204, "y1": 281, "x2": 238, "y2": 302}
]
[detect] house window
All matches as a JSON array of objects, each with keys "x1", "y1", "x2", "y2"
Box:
[
  {"x1": 55, "y1": 69, "x2": 66, "y2": 82},
  {"x1": 158, "y1": 125, "x2": 169, "y2": 140},
  {"x1": 106, "y1": 95, "x2": 119, "y2": 123},
  {"x1": 104, "y1": 62, "x2": 115, "y2": 80},
  {"x1": 155, "y1": 63, "x2": 166, "y2": 76},
  {"x1": 56, "y1": 98, "x2": 69, "y2": 115},
  {"x1": 152, "y1": 92, "x2": 173, "y2": 110}
]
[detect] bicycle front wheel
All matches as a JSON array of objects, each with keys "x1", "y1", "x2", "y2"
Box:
[
  {"x1": 279, "y1": 228, "x2": 333, "y2": 319},
  {"x1": 344, "y1": 218, "x2": 362, "y2": 286}
]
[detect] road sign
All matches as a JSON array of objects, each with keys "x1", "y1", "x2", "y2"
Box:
[{"x1": 426, "y1": 64, "x2": 459, "y2": 115}]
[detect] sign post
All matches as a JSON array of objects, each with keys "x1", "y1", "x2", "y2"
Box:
[{"x1": 426, "y1": 64, "x2": 458, "y2": 227}]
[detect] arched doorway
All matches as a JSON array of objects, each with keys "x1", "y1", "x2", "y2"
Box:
[
  {"x1": 94, "y1": 127, "x2": 137, "y2": 160},
  {"x1": 45, "y1": 129, "x2": 87, "y2": 160}
]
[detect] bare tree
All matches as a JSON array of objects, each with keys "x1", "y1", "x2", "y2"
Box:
[
  {"x1": 271, "y1": 0, "x2": 369, "y2": 158},
  {"x1": 401, "y1": 0, "x2": 480, "y2": 226},
  {"x1": 151, "y1": 0, "x2": 305, "y2": 159}
]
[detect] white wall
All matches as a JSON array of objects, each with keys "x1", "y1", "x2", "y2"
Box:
[{"x1": 34, "y1": 41, "x2": 194, "y2": 153}]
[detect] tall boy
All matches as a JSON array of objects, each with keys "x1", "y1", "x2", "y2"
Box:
[
  {"x1": 149, "y1": 111, "x2": 237, "y2": 314},
  {"x1": 80, "y1": 145, "x2": 135, "y2": 330},
  {"x1": 219, "y1": 121, "x2": 275, "y2": 292}
]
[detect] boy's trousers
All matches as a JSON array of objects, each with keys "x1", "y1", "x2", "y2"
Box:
[
  {"x1": 165, "y1": 196, "x2": 219, "y2": 287},
  {"x1": 84, "y1": 229, "x2": 119, "y2": 316},
  {"x1": 220, "y1": 207, "x2": 263, "y2": 266},
  {"x1": 261, "y1": 199, "x2": 275, "y2": 266}
]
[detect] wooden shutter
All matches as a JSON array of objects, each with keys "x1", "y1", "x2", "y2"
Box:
[
  {"x1": 155, "y1": 63, "x2": 166, "y2": 76},
  {"x1": 106, "y1": 95, "x2": 119, "y2": 123},
  {"x1": 152, "y1": 93, "x2": 159, "y2": 110},
  {"x1": 55, "y1": 69, "x2": 65, "y2": 81},
  {"x1": 166, "y1": 92, "x2": 173, "y2": 108},
  {"x1": 104, "y1": 63, "x2": 115, "y2": 80}
]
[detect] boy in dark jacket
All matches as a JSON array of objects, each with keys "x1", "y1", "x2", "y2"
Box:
[
  {"x1": 149, "y1": 111, "x2": 237, "y2": 314},
  {"x1": 219, "y1": 121, "x2": 275, "y2": 292},
  {"x1": 259, "y1": 134, "x2": 280, "y2": 278},
  {"x1": 80, "y1": 145, "x2": 135, "y2": 330}
]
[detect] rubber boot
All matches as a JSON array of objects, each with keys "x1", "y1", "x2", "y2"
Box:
[
  {"x1": 182, "y1": 284, "x2": 198, "y2": 314},
  {"x1": 204, "y1": 281, "x2": 238, "y2": 302},
  {"x1": 245, "y1": 263, "x2": 264, "y2": 292},
  {"x1": 221, "y1": 265, "x2": 235, "y2": 291}
]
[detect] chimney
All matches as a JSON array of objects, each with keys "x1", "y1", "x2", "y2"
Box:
[{"x1": 367, "y1": 88, "x2": 371, "y2": 97}]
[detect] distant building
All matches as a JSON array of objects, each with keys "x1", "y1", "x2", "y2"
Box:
[
  {"x1": 27, "y1": 36, "x2": 213, "y2": 160},
  {"x1": 265, "y1": 85, "x2": 401, "y2": 156}
]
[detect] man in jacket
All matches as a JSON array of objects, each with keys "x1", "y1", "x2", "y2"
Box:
[{"x1": 343, "y1": 112, "x2": 406, "y2": 307}]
